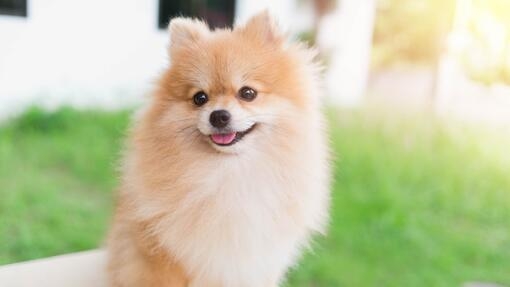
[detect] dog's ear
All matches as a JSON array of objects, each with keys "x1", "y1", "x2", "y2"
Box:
[
  {"x1": 238, "y1": 10, "x2": 283, "y2": 45},
  {"x1": 168, "y1": 17, "x2": 209, "y2": 53}
]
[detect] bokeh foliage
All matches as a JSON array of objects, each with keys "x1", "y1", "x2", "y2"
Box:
[
  {"x1": 454, "y1": 0, "x2": 510, "y2": 84},
  {"x1": 372, "y1": 0, "x2": 510, "y2": 84},
  {"x1": 372, "y1": 0, "x2": 456, "y2": 67}
]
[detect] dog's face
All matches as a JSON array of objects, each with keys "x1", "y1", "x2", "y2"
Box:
[{"x1": 153, "y1": 12, "x2": 317, "y2": 154}]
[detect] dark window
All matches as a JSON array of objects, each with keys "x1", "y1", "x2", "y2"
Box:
[
  {"x1": 158, "y1": 0, "x2": 235, "y2": 29},
  {"x1": 0, "y1": 0, "x2": 27, "y2": 17}
]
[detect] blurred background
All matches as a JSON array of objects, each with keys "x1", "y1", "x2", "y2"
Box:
[{"x1": 0, "y1": 0, "x2": 509, "y2": 286}]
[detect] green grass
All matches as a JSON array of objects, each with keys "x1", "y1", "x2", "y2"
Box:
[
  {"x1": 0, "y1": 107, "x2": 129, "y2": 264},
  {"x1": 1, "y1": 107, "x2": 509, "y2": 286}
]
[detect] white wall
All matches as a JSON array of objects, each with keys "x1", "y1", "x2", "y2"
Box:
[
  {"x1": 0, "y1": 0, "x2": 168, "y2": 120},
  {"x1": 0, "y1": 0, "x2": 317, "y2": 121},
  {"x1": 235, "y1": 0, "x2": 312, "y2": 34},
  {"x1": 0, "y1": 0, "x2": 376, "y2": 120},
  {"x1": 317, "y1": 0, "x2": 376, "y2": 107}
]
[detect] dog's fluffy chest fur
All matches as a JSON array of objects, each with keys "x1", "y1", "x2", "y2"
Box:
[{"x1": 127, "y1": 142, "x2": 329, "y2": 287}]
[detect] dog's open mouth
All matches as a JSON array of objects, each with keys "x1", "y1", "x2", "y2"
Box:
[{"x1": 210, "y1": 124, "x2": 257, "y2": 146}]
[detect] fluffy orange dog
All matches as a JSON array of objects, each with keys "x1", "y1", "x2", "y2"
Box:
[{"x1": 107, "y1": 11, "x2": 330, "y2": 287}]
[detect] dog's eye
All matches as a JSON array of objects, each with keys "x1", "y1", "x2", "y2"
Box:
[
  {"x1": 238, "y1": 86, "x2": 257, "y2": 102},
  {"x1": 193, "y1": 91, "x2": 208, "y2": 106}
]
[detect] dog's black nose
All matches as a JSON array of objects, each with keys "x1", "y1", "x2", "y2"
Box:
[{"x1": 209, "y1": 110, "x2": 231, "y2": 128}]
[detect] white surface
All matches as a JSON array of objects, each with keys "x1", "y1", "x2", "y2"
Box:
[{"x1": 0, "y1": 250, "x2": 107, "y2": 287}]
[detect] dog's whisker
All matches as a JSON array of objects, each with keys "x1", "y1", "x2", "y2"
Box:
[
  {"x1": 175, "y1": 125, "x2": 197, "y2": 134},
  {"x1": 165, "y1": 117, "x2": 197, "y2": 125}
]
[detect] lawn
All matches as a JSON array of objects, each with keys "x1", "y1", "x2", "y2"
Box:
[{"x1": 0, "y1": 107, "x2": 509, "y2": 286}]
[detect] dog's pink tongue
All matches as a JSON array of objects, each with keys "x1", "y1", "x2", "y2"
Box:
[{"x1": 211, "y1": 132, "x2": 236, "y2": 145}]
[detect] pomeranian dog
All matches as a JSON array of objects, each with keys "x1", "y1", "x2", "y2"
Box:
[{"x1": 107, "y1": 11, "x2": 330, "y2": 287}]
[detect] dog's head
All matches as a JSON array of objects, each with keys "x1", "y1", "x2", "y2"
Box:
[{"x1": 150, "y1": 11, "x2": 320, "y2": 154}]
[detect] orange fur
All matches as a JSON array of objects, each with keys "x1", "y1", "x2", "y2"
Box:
[{"x1": 107, "y1": 11, "x2": 330, "y2": 287}]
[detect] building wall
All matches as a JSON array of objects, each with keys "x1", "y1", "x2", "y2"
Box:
[
  {"x1": 0, "y1": 0, "x2": 376, "y2": 120},
  {"x1": 0, "y1": 0, "x2": 168, "y2": 120},
  {"x1": 0, "y1": 0, "x2": 319, "y2": 120}
]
